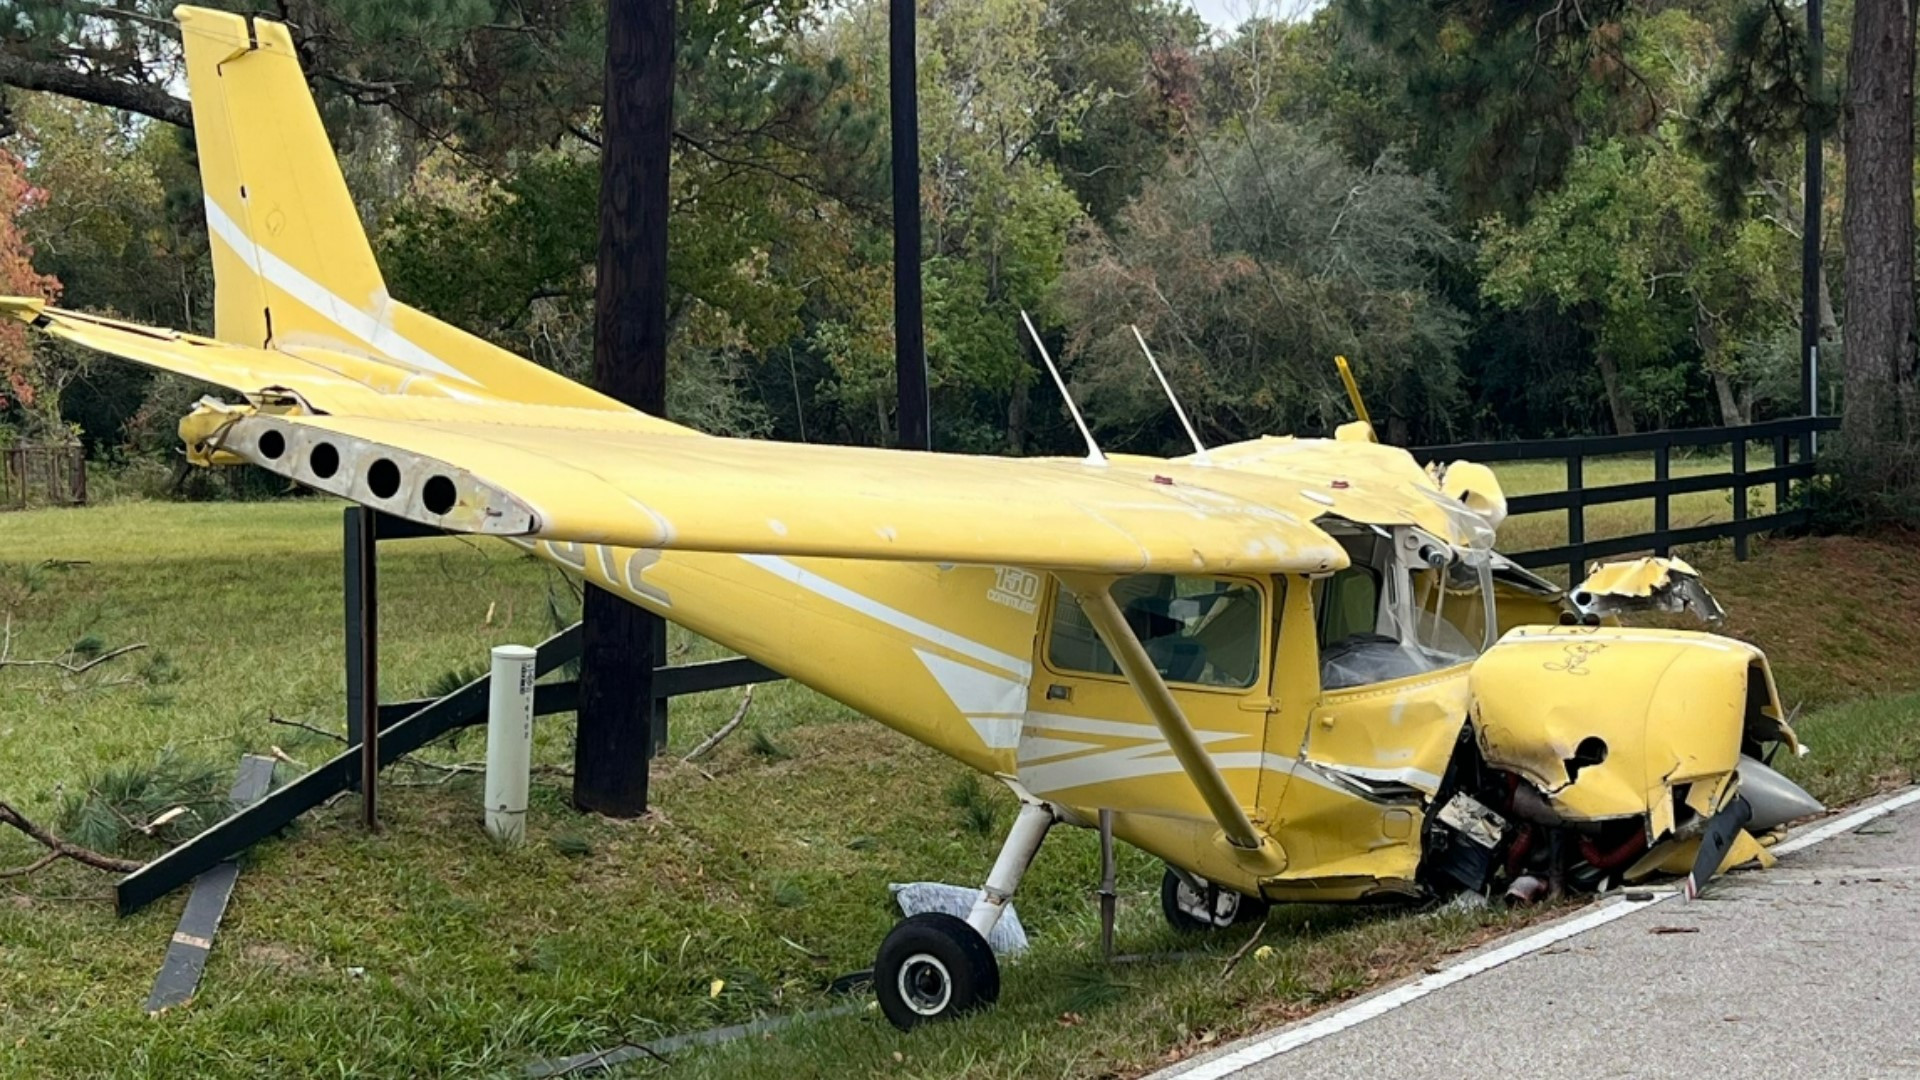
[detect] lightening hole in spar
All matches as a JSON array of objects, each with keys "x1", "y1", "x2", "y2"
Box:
[
  {"x1": 422, "y1": 475, "x2": 457, "y2": 515},
  {"x1": 309, "y1": 442, "x2": 340, "y2": 479},
  {"x1": 367, "y1": 459, "x2": 402, "y2": 500},
  {"x1": 257, "y1": 429, "x2": 285, "y2": 460}
]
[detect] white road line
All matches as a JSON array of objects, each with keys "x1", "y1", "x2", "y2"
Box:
[{"x1": 1163, "y1": 784, "x2": 1920, "y2": 1080}]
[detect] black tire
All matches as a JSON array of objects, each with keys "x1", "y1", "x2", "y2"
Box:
[
  {"x1": 1160, "y1": 867, "x2": 1270, "y2": 933},
  {"x1": 874, "y1": 912, "x2": 1001, "y2": 1030}
]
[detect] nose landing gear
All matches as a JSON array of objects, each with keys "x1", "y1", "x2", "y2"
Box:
[
  {"x1": 874, "y1": 912, "x2": 1001, "y2": 1028},
  {"x1": 874, "y1": 799, "x2": 1056, "y2": 1030}
]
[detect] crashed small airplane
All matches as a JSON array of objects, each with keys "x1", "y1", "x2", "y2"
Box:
[{"x1": 13, "y1": 6, "x2": 1824, "y2": 1030}]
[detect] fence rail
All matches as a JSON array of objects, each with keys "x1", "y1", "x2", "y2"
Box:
[
  {"x1": 1412, "y1": 414, "x2": 1841, "y2": 583},
  {"x1": 1, "y1": 443, "x2": 86, "y2": 509}
]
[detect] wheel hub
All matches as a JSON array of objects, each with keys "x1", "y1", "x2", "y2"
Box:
[
  {"x1": 1177, "y1": 878, "x2": 1239, "y2": 927},
  {"x1": 897, "y1": 952, "x2": 953, "y2": 1016}
]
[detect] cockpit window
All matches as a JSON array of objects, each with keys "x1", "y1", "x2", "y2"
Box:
[
  {"x1": 1048, "y1": 574, "x2": 1263, "y2": 689},
  {"x1": 1315, "y1": 524, "x2": 1496, "y2": 691}
]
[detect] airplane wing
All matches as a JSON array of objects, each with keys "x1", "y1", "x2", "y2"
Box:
[{"x1": 215, "y1": 408, "x2": 1347, "y2": 575}]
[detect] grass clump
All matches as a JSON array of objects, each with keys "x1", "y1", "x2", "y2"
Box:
[{"x1": 945, "y1": 773, "x2": 1000, "y2": 836}]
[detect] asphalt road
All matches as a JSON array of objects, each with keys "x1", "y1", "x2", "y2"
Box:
[{"x1": 1156, "y1": 791, "x2": 1920, "y2": 1080}]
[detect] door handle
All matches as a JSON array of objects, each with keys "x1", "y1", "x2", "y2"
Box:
[{"x1": 1046, "y1": 684, "x2": 1072, "y2": 701}]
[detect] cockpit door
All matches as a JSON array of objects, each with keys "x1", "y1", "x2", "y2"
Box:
[{"x1": 1020, "y1": 573, "x2": 1276, "y2": 822}]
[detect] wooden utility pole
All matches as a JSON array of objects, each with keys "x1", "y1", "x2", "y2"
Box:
[
  {"x1": 1801, "y1": 0, "x2": 1822, "y2": 448},
  {"x1": 891, "y1": 0, "x2": 930, "y2": 451},
  {"x1": 575, "y1": 0, "x2": 673, "y2": 818}
]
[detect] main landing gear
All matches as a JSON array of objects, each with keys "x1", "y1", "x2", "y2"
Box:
[
  {"x1": 875, "y1": 800, "x2": 1055, "y2": 1030},
  {"x1": 1160, "y1": 866, "x2": 1270, "y2": 933}
]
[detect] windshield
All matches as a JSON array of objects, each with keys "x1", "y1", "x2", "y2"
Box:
[{"x1": 1316, "y1": 525, "x2": 1497, "y2": 690}]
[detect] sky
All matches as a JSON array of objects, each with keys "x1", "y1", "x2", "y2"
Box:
[{"x1": 1188, "y1": 0, "x2": 1328, "y2": 33}]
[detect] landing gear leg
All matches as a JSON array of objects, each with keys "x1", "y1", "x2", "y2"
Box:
[{"x1": 875, "y1": 799, "x2": 1056, "y2": 1030}]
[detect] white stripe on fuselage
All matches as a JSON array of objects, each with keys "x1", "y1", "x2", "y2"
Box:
[{"x1": 741, "y1": 555, "x2": 1032, "y2": 678}]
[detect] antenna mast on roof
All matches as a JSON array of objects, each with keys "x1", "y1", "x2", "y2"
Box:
[
  {"x1": 1020, "y1": 310, "x2": 1106, "y2": 465},
  {"x1": 1130, "y1": 324, "x2": 1210, "y2": 464}
]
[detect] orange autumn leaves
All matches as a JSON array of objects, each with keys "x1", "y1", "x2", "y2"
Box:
[{"x1": 0, "y1": 149, "x2": 60, "y2": 412}]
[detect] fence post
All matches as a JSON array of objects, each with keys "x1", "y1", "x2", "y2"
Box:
[
  {"x1": 1653, "y1": 443, "x2": 1671, "y2": 558},
  {"x1": 1566, "y1": 454, "x2": 1585, "y2": 585},
  {"x1": 2, "y1": 448, "x2": 18, "y2": 510},
  {"x1": 1773, "y1": 433, "x2": 1789, "y2": 513},
  {"x1": 343, "y1": 507, "x2": 380, "y2": 831},
  {"x1": 1732, "y1": 436, "x2": 1749, "y2": 561}
]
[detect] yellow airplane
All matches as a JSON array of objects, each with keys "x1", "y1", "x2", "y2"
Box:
[{"x1": 9, "y1": 7, "x2": 1822, "y2": 1030}]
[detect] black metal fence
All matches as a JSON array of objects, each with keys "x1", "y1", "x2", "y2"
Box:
[
  {"x1": 1412, "y1": 415, "x2": 1841, "y2": 583},
  {"x1": 1, "y1": 443, "x2": 86, "y2": 509}
]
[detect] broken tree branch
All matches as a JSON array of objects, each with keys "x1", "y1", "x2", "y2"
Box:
[
  {"x1": 682, "y1": 686, "x2": 754, "y2": 763},
  {"x1": 267, "y1": 715, "x2": 348, "y2": 743},
  {"x1": 1219, "y1": 921, "x2": 1267, "y2": 978},
  {"x1": 0, "y1": 629, "x2": 148, "y2": 675},
  {"x1": 0, "y1": 799, "x2": 142, "y2": 876}
]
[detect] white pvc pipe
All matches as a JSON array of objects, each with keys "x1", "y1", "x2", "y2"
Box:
[{"x1": 484, "y1": 644, "x2": 537, "y2": 844}]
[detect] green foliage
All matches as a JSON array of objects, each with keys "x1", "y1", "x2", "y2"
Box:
[
  {"x1": 1060, "y1": 122, "x2": 1466, "y2": 447},
  {"x1": 1479, "y1": 126, "x2": 1799, "y2": 430},
  {"x1": 56, "y1": 749, "x2": 235, "y2": 858},
  {"x1": 747, "y1": 727, "x2": 792, "y2": 760},
  {"x1": 0, "y1": 0, "x2": 1844, "y2": 458},
  {"x1": 1689, "y1": 0, "x2": 1832, "y2": 218},
  {"x1": 424, "y1": 662, "x2": 489, "y2": 700}
]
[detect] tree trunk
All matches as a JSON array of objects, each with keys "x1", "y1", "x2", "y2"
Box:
[
  {"x1": 575, "y1": 0, "x2": 675, "y2": 819},
  {"x1": 1695, "y1": 302, "x2": 1747, "y2": 426},
  {"x1": 1840, "y1": 0, "x2": 1918, "y2": 494},
  {"x1": 1595, "y1": 351, "x2": 1637, "y2": 435},
  {"x1": 1005, "y1": 379, "x2": 1029, "y2": 454},
  {"x1": 1712, "y1": 371, "x2": 1747, "y2": 427}
]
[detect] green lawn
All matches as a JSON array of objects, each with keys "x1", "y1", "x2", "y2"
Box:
[{"x1": 0, "y1": 496, "x2": 1913, "y2": 1079}]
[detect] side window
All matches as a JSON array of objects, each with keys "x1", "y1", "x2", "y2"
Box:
[
  {"x1": 1047, "y1": 574, "x2": 1264, "y2": 689},
  {"x1": 1313, "y1": 566, "x2": 1382, "y2": 649}
]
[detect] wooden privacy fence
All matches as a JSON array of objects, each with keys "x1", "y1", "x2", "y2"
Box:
[
  {"x1": 1412, "y1": 415, "x2": 1841, "y2": 584},
  {"x1": 1, "y1": 443, "x2": 87, "y2": 509}
]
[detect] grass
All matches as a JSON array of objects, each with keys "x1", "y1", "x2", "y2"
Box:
[{"x1": 1, "y1": 495, "x2": 1917, "y2": 1079}]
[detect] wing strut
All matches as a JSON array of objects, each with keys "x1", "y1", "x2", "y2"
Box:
[{"x1": 1055, "y1": 572, "x2": 1267, "y2": 853}]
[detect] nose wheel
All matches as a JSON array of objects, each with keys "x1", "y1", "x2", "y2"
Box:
[
  {"x1": 875, "y1": 913, "x2": 1001, "y2": 1029},
  {"x1": 1161, "y1": 866, "x2": 1269, "y2": 932}
]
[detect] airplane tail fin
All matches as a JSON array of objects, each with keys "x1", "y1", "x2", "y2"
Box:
[{"x1": 175, "y1": 6, "x2": 624, "y2": 411}]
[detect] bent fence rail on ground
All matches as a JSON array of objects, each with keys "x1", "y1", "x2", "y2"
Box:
[
  {"x1": 1, "y1": 443, "x2": 86, "y2": 509},
  {"x1": 116, "y1": 508, "x2": 784, "y2": 915},
  {"x1": 1412, "y1": 415, "x2": 1842, "y2": 584}
]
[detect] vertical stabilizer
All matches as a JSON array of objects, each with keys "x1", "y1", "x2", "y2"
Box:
[
  {"x1": 173, "y1": 6, "x2": 626, "y2": 411},
  {"x1": 178, "y1": 7, "x2": 383, "y2": 353}
]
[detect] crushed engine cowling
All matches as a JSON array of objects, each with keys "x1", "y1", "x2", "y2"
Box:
[{"x1": 1417, "y1": 624, "x2": 1818, "y2": 900}]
